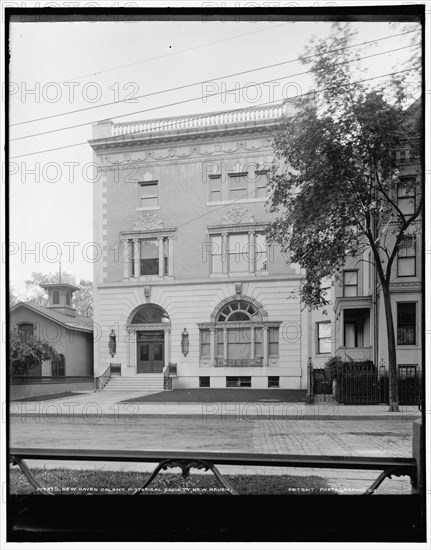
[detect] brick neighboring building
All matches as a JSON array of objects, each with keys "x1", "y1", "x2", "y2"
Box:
[
  {"x1": 89, "y1": 103, "x2": 334, "y2": 391},
  {"x1": 331, "y1": 98, "x2": 422, "y2": 374}
]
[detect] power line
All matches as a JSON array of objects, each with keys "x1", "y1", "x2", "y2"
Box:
[
  {"x1": 10, "y1": 43, "x2": 419, "y2": 142},
  {"x1": 11, "y1": 29, "x2": 419, "y2": 128},
  {"x1": 10, "y1": 67, "x2": 420, "y2": 160},
  {"x1": 60, "y1": 23, "x2": 290, "y2": 83}
]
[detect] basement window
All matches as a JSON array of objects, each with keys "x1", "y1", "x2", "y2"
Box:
[
  {"x1": 199, "y1": 376, "x2": 210, "y2": 388},
  {"x1": 226, "y1": 376, "x2": 251, "y2": 388}
]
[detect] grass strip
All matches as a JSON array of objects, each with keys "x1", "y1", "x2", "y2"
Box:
[{"x1": 9, "y1": 467, "x2": 335, "y2": 495}]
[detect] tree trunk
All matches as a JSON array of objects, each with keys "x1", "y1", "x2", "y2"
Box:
[{"x1": 381, "y1": 282, "x2": 399, "y2": 412}]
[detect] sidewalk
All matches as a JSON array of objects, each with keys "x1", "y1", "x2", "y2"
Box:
[{"x1": 9, "y1": 390, "x2": 421, "y2": 420}]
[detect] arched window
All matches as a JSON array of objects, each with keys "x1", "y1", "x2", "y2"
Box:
[
  {"x1": 18, "y1": 323, "x2": 34, "y2": 342},
  {"x1": 216, "y1": 300, "x2": 260, "y2": 322},
  {"x1": 66, "y1": 292, "x2": 71, "y2": 306},
  {"x1": 52, "y1": 354, "x2": 65, "y2": 376},
  {"x1": 200, "y1": 299, "x2": 279, "y2": 367},
  {"x1": 53, "y1": 291, "x2": 60, "y2": 305},
  {"x1": 131, "y1": 304, "x2": 170, "y2": 324}
]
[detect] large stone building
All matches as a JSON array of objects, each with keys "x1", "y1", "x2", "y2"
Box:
[{"x1": 89, "y1": 103, "x2": 333, "y2": 391}]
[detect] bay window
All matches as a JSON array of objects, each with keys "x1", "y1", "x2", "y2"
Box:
[{"x1": 198, "y1": 300, "x2": 281, "y2": 368}]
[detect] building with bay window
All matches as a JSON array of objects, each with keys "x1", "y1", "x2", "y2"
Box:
[
  {"x1": 331, "y1": 98, "x2": 422, "y2": 377},
  {"x1": 89, "y1": 102, "x2": 333, "y2": 391}
]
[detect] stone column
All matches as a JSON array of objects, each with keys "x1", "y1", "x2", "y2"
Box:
[
  {"x1": 263, "y1": 326, "x2": 269, "y2": 367},
  {"x1": 133, "y1": 239, "x2": 140, "y2": 278},
  {"x1": 129, "y1": 330, "x2": 137, "y2": 372},
  {"x1": 158, "y1": 237, "x2": 164, "y2": 277},
  {"x1": 223, "y1": 325, "x2": 228, "y2": 364},
  {"x1": 221, "y1": 232, "x2": 228, "y2": 275},
  {"x1": 168, "y1": 237, "x2": 174, "y2": 276},
  {"x1": 340, "y1": 309, "x2": 344, "y2": 347},
  {"x1": 250, "y1": 325, "x2": 255, "y2": 360},
  {"x1": 122, "y1": 239, "x2": 130, "y2": 279},
  {"x1": 164, "y1": 328, "x2": 171, "y2": 367},
  {"x1": 210, "y1": 327, "x2": 215, "y2": 367},
  {"x1": 248, "y1": 230, "x2": 256, "y2": 274}
]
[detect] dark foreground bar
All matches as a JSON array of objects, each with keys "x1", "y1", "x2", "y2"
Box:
[{"x1": 8, "y1": 446, "x2": 425, "y2": 542}]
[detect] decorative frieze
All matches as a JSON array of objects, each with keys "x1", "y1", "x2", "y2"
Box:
[
  {"x1": 221, "y1": 207, "x2": 255, "y2": 225},
  {"x1": 133, "y1": 213, "x2": 163, "y2": 231}
]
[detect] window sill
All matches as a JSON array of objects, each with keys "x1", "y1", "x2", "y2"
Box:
[
  {"x1": 209, "y1": 271, "x2": 269, "y2": 278},
  {"x1": 137, "y1": 206, "x2": 160, "y2": 211},
  {"x1": 207, "y1": 198, "x2": 267, "y2": 206}
]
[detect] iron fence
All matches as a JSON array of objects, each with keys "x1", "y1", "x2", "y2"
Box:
[{"x1": 310, "y1": 364, "x2": 422, "y2": 405}]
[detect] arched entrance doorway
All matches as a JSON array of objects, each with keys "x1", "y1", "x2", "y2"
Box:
[{"x1": 129, "y1": 304, "x2": 171, "y2": 373}]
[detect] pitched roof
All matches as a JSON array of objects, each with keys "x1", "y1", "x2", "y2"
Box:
[{"x1": 10, "y1": 302, "x2": 93, "y2": 333}]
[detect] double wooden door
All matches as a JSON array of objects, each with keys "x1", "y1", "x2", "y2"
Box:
[{"x1": 137, "y1": 331, "x2": 164, "y2": 373}]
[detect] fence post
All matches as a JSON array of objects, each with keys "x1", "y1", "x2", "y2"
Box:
[
  {"x1": 306, "y1": 357, "x2": 314, "y2": 403},
  {"x1": 411, "y1": 418, "x2": 423, "y2": 494}
]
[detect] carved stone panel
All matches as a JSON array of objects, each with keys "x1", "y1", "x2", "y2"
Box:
[
  {"x1": 221, "y1": 207, "x2": 255, "y2": 225},
  {"x1": 133, "y1": 213, "x2": 164, "y2": 230}
]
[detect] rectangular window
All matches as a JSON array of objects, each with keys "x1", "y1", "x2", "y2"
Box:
[
  {"x1": 397, "y1": 236, "x2": 416, "y2": 277},
  {"x1": 199, "y1": 376, "x2": 210, "y2": 388},
  {"x1": 139, "y1": 181, "x2": 159, "y2": 208},
  {"x1": 210, "y1": 232, "x2": 267, "y2": 274},
  {"x1": 317, "y1": 322, "x2": 331, "y2": 354},
  {"x1": 216, "y1": 329, "x2": 224, "y2": 357},
  {"x1": 226, "y1": 376, "x2": 251, "y2": 388},
  {"x1": 368, "y1": 251, "x2": 372, "y2": 291},
  {"x1": 255, "y1": 233, "x2": 267, "y2": 271},
  {"x1": 397, "y1": 302, "x2": 416, "y2": 345},
  {"x1": 398, "y1": 365, "x2": 418, "y2": 379},
  {"x1": 140, "y1": 239, "x2": 159, "y2": 275},
  {"x1": 255, "y1": 170, "x2": 269, "y2": 198},
  {"x1": 228, "y1": 233, "x2": 249, "y2": 273},
  {"x1": 228, "y1": 173, "x2": 248, "y2": 200},
  {"x1": 268, "y1": 376, "x2": 280, "y2": 388},
  {"x1": 227, "y1": 328, "x2": 251, "y2": 359},
  {"x1": 268, "y1": 327, "x2": 279, "y2": 356},
  {"x1": 209, "y1": 176, "x2": 222, "y2": 202},
  {"x1": 254, "y1": 327, "x2": 263, "y2": 358},
  {"x1": 397, "y1": 179, "x2": 416, "y2": 216},
  {"x1": 210, "y1": 235, "x2": 222, "y2": 274},
  {"x1": 343, "y1": 270, "x2": 358, "y2": 297},
  {"x1": 200, "y1": 329, "x2": 210, "y2": 358}
]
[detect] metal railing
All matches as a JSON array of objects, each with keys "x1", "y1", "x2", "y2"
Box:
[
  {"x1": 215, "y1": 358, "x2": 263, "y2": 368},
  {"x1": 163, "y1": 364, "x2": 172, "y2": 391},
  {"x1": 9, "y1": 447, "x2": 418, "y2": 496},
  {"x1": 309, "y1": 365, "x2": 422, "y2": 405},
  {"x1": 93, "y1": 365, "x2": 111, "y2": 392}
]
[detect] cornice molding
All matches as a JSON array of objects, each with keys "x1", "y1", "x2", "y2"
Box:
[{"x1": 95, "y1": 135, "x2": 275, "y2": 170}]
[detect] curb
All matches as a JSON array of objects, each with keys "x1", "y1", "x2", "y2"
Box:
[{"x1": 9, "y1": 413, "x2": 421, "y2": 421}]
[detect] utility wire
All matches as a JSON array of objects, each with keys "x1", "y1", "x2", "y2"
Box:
[
  {"x1": 11, "y1": 29, "x2": 419, "y2": 128},
  {"x1": 10, "y1": 67, "x2": 420, "y2": 160},
  {"x1": 60, "y1": 23, "x2": 290, "y2": 83},
  {"x1": 11, "y1": 43, "x2": 419, "y2": 142}
]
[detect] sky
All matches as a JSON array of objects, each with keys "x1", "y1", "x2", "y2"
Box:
[{"x1": 7, "y1": 16, "x2": 422, "y2": 295}]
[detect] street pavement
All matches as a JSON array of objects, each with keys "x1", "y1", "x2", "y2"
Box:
[
  {"x1": 9, "y1": 389, "x2": 420, "y2": 495},
  {"x1": 9, "y1": 389, "x2": 421, "y2": 420}
]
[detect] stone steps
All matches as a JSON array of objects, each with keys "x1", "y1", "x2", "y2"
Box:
[{"x1": 103, "y1": 375, "x2": 164, "y2": 392}]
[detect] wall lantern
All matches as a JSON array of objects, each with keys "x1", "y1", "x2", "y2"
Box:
[
  {"x1": 108, "y1": 329, "x2": 117, "y2": 358},
  {"x1": 181, "y1": 328, "x2": 189, "y2": 357}
]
